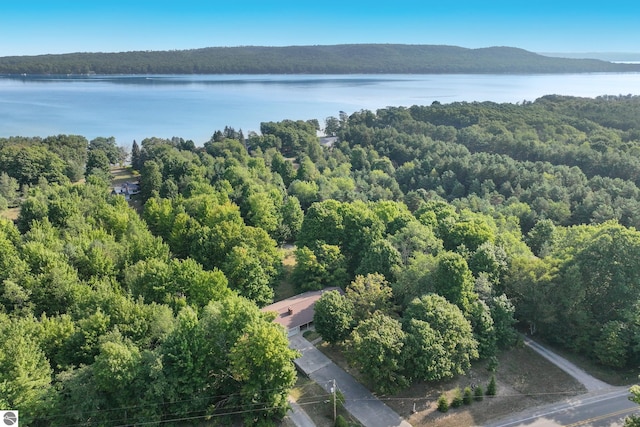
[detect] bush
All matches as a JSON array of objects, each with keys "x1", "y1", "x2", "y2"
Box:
[
  {"x1": 335, "y1": 389, "x2": 346, "y2": 408},
  {"x1": 487, "y1": 375, "x2": 497, "y2": 396},
  {"x1": 463, "y1": 386, "x2": 473, "y2": 405},
  {"x1": 474, "y1": 385, "x2": 484, "y2": 401},
  {"x1": 437, "y1": 393, "x2": 449, "y2": 412},
  {"x1": 335, "y1": 414, "x2": 348, "y2": 427},
  {"x1": 451, "y1": 387, "x2": 463, "y2": 408}
]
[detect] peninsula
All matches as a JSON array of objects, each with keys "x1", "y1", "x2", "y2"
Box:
[{"x1": 1, "y1": 44, "x2": 638, "y2": 75}]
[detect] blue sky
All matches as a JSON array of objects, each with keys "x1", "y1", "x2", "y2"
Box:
[{"x1": 1, "y1": 1, "x2": 639, "y2": 56}]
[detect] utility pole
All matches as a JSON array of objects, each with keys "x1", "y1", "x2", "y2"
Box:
[{"x1": 331, "y1": 379, "x2": 337, "y2": 422}]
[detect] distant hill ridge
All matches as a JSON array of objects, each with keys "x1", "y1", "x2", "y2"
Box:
[{"x1": 1, "y1": 44, "x2": 638, "y2": 75}]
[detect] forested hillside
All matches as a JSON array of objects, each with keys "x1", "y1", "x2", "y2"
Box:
[
  {"x1": 1, "y1": 44, "x2": 638, "y2": 74},
  {"x1": 3, "y1": 95, "x2": 640, "y2": 424}
]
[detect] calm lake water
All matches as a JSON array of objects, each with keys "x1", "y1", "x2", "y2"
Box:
[{"x1": 1, "y1": 73, "x2": 640, "y2": 145}]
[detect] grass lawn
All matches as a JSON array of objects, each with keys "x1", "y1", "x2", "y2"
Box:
[
  {"x1": 303, "y1": 330, "x2": 321, "y2": 342},
  {"x1": 274, "y1": 244, "x2": 298, "y2": 301},
  {"x1": 111, "y1": 166, "x2": 138, "y2": 186},
  {"x1": 0, "y1": 206, "x2": 20, "y2": 221},
  {"x1": 400, "y1": 345, "x2": 586, "y2": 427}
]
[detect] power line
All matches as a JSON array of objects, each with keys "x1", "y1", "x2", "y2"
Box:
[
  {"x1": 112, "y1": 402, "x2": 294, "y2": 427},
  {"x1": 36, "y1": 386, "x2": 306, "y2": 426}
]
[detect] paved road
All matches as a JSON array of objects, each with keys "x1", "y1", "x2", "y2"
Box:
[
  {"x1": 284, "y1": 397, "x2": 316, "y2": 427},
  {"x1": 486, "y1": 388, "x2": 636, "y2": 427},
  {"x1": 487, "y1": 337, "x2": 637, "y2": 427},
  {"x1": 289, "y1": 334, "x2": 412, "y2": 427}
]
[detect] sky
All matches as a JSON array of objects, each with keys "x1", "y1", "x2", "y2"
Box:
[{"x1": 1, "y1": 1, "x2": 639, "y2": 57}]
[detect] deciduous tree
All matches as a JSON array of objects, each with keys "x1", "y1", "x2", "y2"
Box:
[
  {"x1": 85, "y1": 149, "x2": 111, "y2": 180},
  {"x1": 432, "y1": 251, "x2": 477, "y2": 313},
  {"x1": 403, "y1": 294, "x2": 478, "y2": 381},
  {"x1": 347, "y1": 312, "x2": 407, "y2": 394},
  {"x1": 140, "y1": 160, "x2": 162, "y2": 201},
  {"x1": 223, "y1": 245, "x2": 273, "y2": 307},
  {"x1": 229, "y1": 321, "x2": 299, "y2": 424},
  {"x1": 313, "y1": 290, "x2": 354, "y2": 344},
  {"x1": 0, "y1": 315, "x2": 52, "y2": 423},
  {"x1": 346, "y1": 273, "x2": 395, "y2": 323}
]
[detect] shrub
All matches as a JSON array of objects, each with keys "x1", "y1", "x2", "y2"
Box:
[
  {"x1": 487, "y1": 375, "x2": 497, "y2": 396},
  {"x1": 474, "y1": 385, "x2": 484, "y2": 401},
  {"x1": 335, "y1": 389, "x2": 346, "y2": 408},
  {"x1": 335, "y1": 414, "x2": 348, "y2": 427},
  {"x1": 463, "y1": 386, "x2": 473, "y2": 405},
  {"x1": 437, "y1": 393, "x2": 449, "y2": 412},
  {"x1": 451, "y1": 387, "x2": 463, "y2": 408}
]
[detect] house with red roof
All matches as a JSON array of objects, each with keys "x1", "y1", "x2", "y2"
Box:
[{"x1": 261, "y1": 287, "x2": 341, "y2": 336}]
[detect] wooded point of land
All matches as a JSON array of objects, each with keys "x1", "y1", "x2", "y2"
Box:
[{"x1": 1, "y1": 44, "x2": 638, "y2": 74}]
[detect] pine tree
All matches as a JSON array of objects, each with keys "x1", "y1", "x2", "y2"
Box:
[
  {"x1": 131, "y1": 140, "x2": 141, "y2": 171},
  {"x1": 451, "y1": 387, "x2": 463, "y2": 408},
  {"x1": 474, "y1": 385, "x2": 484, "y2": 401},
  {"x1": 437, "y1": 393, "x2": 449, "y2": 412},
  {"x1": 487, "y1": 375, "x2": 497, "y2": 396},
  {"x1": 463, "y1": 386, "x2": 473, "y2": 404}
]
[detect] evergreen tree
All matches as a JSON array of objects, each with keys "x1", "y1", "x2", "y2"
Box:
[
  {"x1": 463, "y1": 386, "x2": 473, "y2": 404},
  {"x1": 437, "y1": 393, "x2": 449, "y2": 412},
  {"x1": 487, "y1": 374, "x2": 497, "y2": 396},
  {"x1": 474, "y1": 385, "x2": 484, "y2": 401},
  {"x1": 451, "y1": 387, "x2": 464, "y2": 408},
  {"x1": 131, "y1": 140, "x2": 141, "y2": 171}
]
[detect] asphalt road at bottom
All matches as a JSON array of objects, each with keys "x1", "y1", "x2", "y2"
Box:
[{"x1": 487, "y1": 388, "x2": 638, "y2": 427}]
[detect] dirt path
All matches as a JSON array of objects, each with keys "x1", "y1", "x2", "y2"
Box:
[{"x1": 523, "y1": 336, "x2": 612, "y2": 392}]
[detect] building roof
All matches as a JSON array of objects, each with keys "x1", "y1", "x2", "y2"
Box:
[
  {"x1": 319, "y1": 136, "x2": 338, "y2": 147},
  {"x1": 261, "y1": 287, "x2": 341, "y2": 331}
]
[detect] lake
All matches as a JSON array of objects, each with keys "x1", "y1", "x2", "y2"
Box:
[{"x1": 1, "y1": 73, "x2": 640, "y2": 146}]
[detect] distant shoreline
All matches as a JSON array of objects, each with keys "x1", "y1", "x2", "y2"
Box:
[
  {"x1": 541, "y1": 52, "x2": 640, "y2": 62},
  {"x1": 1, "y1": 44, "x2": 639, "y2": 75}
]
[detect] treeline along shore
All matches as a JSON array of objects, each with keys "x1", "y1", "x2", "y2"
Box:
[{"x1": 1, "y1": 44, "x2": 639, "y2": 75}]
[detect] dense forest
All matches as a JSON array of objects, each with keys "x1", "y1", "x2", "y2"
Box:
[
  {"x1": 3, "y1": 94, "x2": 640, "y2": 424},
  {"x1": 1, "y1": 44, "x2": 640, "y2": 75}
]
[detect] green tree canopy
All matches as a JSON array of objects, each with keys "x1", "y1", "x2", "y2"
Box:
[
  {"x1": 347, "y1": 312, "x2": 408, "y2": 394},
  {"x1": 291, "y1": 244, "x2": 348, "y2": 292},
  {"x1": 85, "y1": 148, "x2": 111, "y2": 180},
  {"x1": 432, "y1": 251, "x2": 477, "y2": 313},
  {"x1": 0, "y1": 315, "x2": 52, "y2": 423},
  {"x1": 403, "y1": 294, "x2": 479, "y2": 381},
  {"x1": 313, "y1": 290, "x2": 354, "y2": 344},
  {"x1": 345, "y1": 273, "x2": 395, "y2": 323}
]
